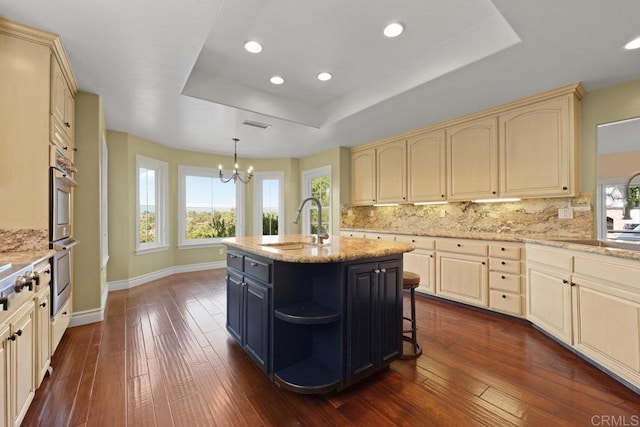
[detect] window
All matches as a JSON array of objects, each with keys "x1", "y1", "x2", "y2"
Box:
[
  {"x1": 136, "y1": 155, "x2": 168, "y2": 254},
  {"x1": 301, "y1": 166, "x2": 331, "y2": 235},
  {"x1": 253, "y1": 172, "x2": 284, "y2": 236},
  {"x1": 598, "y1": 180, "x2": 640, "y2": 240},
  {"x1": 178, "y1": 165, "x2": 245, "y2": 248}
]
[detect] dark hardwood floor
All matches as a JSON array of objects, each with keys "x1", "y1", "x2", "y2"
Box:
[{"x1": 23, "y1": 269, "x2": 640, "y2": 426}]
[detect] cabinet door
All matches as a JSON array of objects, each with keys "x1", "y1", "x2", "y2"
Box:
[
  {"x1": 36, "y1": 288, "x2": 51, "y2": 387},
  {"x1": 572, "y1": 277, "x2": 640, "y2": 382},
  {"x1": 407, "y1": 130, "x2": 446, "y2": 202},
  {"x1": 403, "y1": 250, "x2": 435, "y2": 295},
  {"x1": 376, "y1": 140, "x2": 406, "y2": 203},
  {"x1": 0, "y1": 325, "x2": 9, "y2": 427},
  {"x1": 447, "y1": 116, "x2": 498, "y2": 201},
  {"x1": 50, "y1": 56, "x2": 65, "y2": 125},
  {"x1": 499, "y1": 96, "x2": 573, "y2": 197},
  {"x1": 378, "y1": 261, "x2": 402, "y2": 362},
  {"x1": 63, "y1": 89, "x2": 75, "y2": 143},
  {"x1": 244, "y1": 278, "x2": 270, "y2": 374},
  {"x1": 12, "y1": 305, "x2": 35, "y2": 427},
  {"x1": 526, "y1": 265, "x2": 572, "y2": 344},
  {"x1": 226, "y1": 272, "x2": 244, "y2": 343},
  {"x1": 436, "y1": 253, "x2": 488, "y2": 307},
  {"x1": 347, "y1": 263, "x2": 378, "y2": 379},
  {"x1": 351, "y1": 148, "x2": 376, "y2": 205}
]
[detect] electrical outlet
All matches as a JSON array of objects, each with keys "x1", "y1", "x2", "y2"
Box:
[
  {"x1": 440, "y1": 210, "x2": 446, "y2": 218},
  {"x1": 369, "y1": 209, "x2": 374, "y2": 217},
  {"x1": 219, "y1": 248, "x2": 224, "y2": 255},
  {"x1": 558, "y1": 208, "x2": 573, "y2": 219}
]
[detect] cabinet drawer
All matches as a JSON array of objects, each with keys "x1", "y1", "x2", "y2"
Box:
[
  {"x1": 244, "y1": 256, "x2": 272, "y2": 284},
  {"x1": 490, "y1": 290, "x2": 522, "y2": 316},
  {"x1": 340, "y1": 231, "x2": 365, "y2": 238},
  {"x1": 364, "y1": 233, "x2": 395, "y2": 241},
  {"x1": 526, "y1": 246, "x2": 572, "y2": 272},
  {"x1": 489, "y1": 258, "x2": 521, "y2": 274},
  {"x1": 395, "y1": 235, "x2": 435, "y2": 250},
  {"x1": 437, "y1": 239, "x2": 487, "y2": 256},
  {"x1": 489, "y1": 244, "x2": 521, "y2": 260},
  {"x1": 227, "y1": 251, "x2": 243, "y2": 271},
  {"x1": 489, "y1": 271, "x2": 521, "y2": 293}
]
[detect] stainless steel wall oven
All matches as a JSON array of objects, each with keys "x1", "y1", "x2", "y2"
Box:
[{"x1": 49, "y1": 145, "x2": 77, "y2": 316}]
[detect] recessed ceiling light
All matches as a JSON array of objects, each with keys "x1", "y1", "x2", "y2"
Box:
[
  {"x1": 317, "y1": 72, "x2": 332, "y2": 81},
  {"x1": 244, "y1": 40, "x2": 263, "y2": 53},
  {"x1": 624, "y1": 36, "x2": 640, "y2": 50},
  {"x1": 383, "y1": 22, "x2": 404, "y2": 38},
  {"x1": 270, "y1": 76, "x2": 284, "y2": 85}
]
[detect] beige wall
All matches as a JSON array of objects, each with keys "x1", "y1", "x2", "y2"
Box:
[
  {"x1": 73, "y1": 92, "x2": 106, "y2": 313},
  {"x1": 106, "y1": 132, "x2": 302, "y2": 282}
]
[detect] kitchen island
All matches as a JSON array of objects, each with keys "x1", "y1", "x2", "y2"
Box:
[{"x1": 222, "y1": 234, "x2": 414, "y2": 393}]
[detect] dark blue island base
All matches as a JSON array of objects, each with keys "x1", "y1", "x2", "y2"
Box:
[{"x1": 225, "y1": 248, "x2": 404, "y2": 394}]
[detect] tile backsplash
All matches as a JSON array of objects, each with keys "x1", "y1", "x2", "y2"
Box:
[{"x1": 341, "y1": 194, "x2": 594, "y2": 239}]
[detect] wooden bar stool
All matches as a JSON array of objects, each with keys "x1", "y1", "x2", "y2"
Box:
[{"x1": 401, "y1": 271, "x2": 422, "y2": 359}]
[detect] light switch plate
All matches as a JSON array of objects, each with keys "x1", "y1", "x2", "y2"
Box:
[{"x1": 558, "y1": 208, "x2": 573, "y2": 219}]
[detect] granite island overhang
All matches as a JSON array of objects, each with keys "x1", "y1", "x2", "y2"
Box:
[{"x1": 222, "y1": 234, "x2": 415, "y2": 393}]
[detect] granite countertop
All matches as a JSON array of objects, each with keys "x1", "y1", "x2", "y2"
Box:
[
  {"x1": 0, "y1": 249, "x2": 56, "y2": 267},
  {"x1": 223, "y1": 234, "x2": 414, "y2": 263},
  {"x1": 524, "y1": 238, "x2": 640, "y2": 262},
  {"x1": 340, "y1": 227, "x2": 558, "y2": 243}
]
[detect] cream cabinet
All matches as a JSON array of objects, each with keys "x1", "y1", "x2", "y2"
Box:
[
  {"x1": 436, "y1": 239, "x2": 488, "y2": 307},
  {"x1": 51, "y1": 298, "x2": 72, "y2": 355},
  {"x1": 396, "y1": 235, "x2": 435, "y2": 295},
  {"x1": 376, "y1": 139, "x2": 407, "y2": 203},
  {"x1": 447, "y1": 116, "x2": 498, "y2": 201},
  {"x1": 351, "y1": 148, "x2": 376, "y2": 205},
  {"x1": 499, "y1": 95, "x2": 579, "y2": 198},
  {"x1": 488, "y1": 243, "x2": 524, "y2": 317},
  {"x1": 525, "y1": 246, "x2": 573, "y2": 344},
  {"x1": 407, "y1": 130, "x2": 446, "y2": 203},
  {"x1": 50, "y1": 55, "x2": 75, "y2": 153},
  {"x1": 0, "y1": 324, "x2": 8, "y2": 427},
  {"x1": 8, "y1": 303, "x2": 36, "y2": 427},
  {"x1": 35, "y1": 285, "x2": 51, "y2": 387}
]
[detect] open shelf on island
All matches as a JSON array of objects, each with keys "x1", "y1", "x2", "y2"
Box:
[
  {"x1": 274, "y1": 358, "x2": 341, "y2": 394},
  {"x1": 274, "y1": 301, "x2": 340, "y2": 325}
]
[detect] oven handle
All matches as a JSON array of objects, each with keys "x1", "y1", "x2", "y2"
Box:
[{"x1": 52, "y1": 239, "x2": 79, "y2": 251}]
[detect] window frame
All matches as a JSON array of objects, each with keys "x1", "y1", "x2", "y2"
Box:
[
  {"x1": 253, "y1": 171, "x2": 285, "y2": 236},
  {"x1": 301, "y1": 165, "x2": 332, "y2": 235},
  {"x1": 135, "y1": 155, "x2": 169, "y2": 255},
  {"x1": 178, "y1": 165, "x2": 245, "y2": 249}
]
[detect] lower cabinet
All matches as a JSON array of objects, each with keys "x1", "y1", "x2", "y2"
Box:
[
  {"x1": 35, "y1": 286, "x2": 51, "y2": 387},
  {"x1": 51, "y1": 298, "x2": 71, "y2": 356},
  {"x1": 347, "y1": 259, "x2": 402, "y2": 383},
  {"x1": 8, "y1": 303, "x2": 36, "y2": 427},
  {"x1": 0, "y1": 324, "x2": 9, "y2": 427},
  {"x1": 436, "y1": 252, "x2": 488, "y2": 308},
  {"x1": 226, "y1": 271, "x2": 271, "y2": 374}
]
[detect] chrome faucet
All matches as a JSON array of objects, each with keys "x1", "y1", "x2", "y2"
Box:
[
  {"x1": 293, "y1": 197, "x2": 329, "y2": 244},
  {"x1": 622, "y1": 171, "x2": 640, "y2": 220}
]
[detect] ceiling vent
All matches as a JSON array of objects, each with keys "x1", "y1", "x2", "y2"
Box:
[{"x1": 243, "y1": 119, "x2": 272, "y2": 129}]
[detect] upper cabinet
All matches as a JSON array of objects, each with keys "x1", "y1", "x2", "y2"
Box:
[
  {"x1": 50, "y1": 54, "x2": 76, "y2": 154},
  {"x1": 349, "y1": 83, "x2": 584, "y2": 205},
  {"x1": 447, "y1": 117, "x2": 498, "y2": 201},
  {"x1": 407, "y1": 130, "x2": 446, "y2": 203},
  {"x1": 351, "y1": 148, "x2": 377, "y2": 205},
  {"x1": 499, "y1": 95, "x2": 579, "y2": 198},
  {"x1": 377, "y1": 139, "x2": 407, "y2": 203}
]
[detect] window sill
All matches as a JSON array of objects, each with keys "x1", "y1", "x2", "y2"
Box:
[
  {"x1": 177, "y1": 242, "x2": 226, "y2": 250},
  {"x1": 136, "y1": 245, "x2": 170, "y2": 255}
]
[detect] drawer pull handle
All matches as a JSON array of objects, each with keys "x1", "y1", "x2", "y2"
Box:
[
  {"x1": 63, "y1": 311, "x2": 68, "y2": 315},
  {"x1": 250, "y1": 262, "x2": 258, "y2": 267},
  {"x1": 457, "y1": 244, "x2": 461, "y2": 247},
  {"x1": 501, "y1": 275, "x2": 506, "y2": 279},
  {"x1": 502, "y1": 294, "x2": 506, "y2": 299},
  {"x1": 562, "y1": 186, "x2": 568, "y2": 191},
  {"x1": 8, "y1": 335, "x2": 16, "y2": 342},
  {"x1": 40, "y1": 302, "x2": 47, "y2": 308},
  {"x1": 15, "y1": 329, "x2": 22, "y2": 337},
  {"x1": 411, "y1": 239, "x2": 416, "y2": 243},
  {"x1": 562, "y1": 280, "x2": 569, "y2": 284},
  {"x1": 570, "y1": 282, "x2": 576, "y2": 287},
  {"x1": 481, "y1": 261, "x2": 486, "y2": 265},
  {"x1": 501, "y1": 247, "x2": 505, "y2": 251},
  {"x1": 229, "y1": 254, "x2": 237, "y2": 258},
  {"x1": 501, "y1": 261, "x2": 506, "y2": 265},
  {"x1": 374, "y1": 269, "x2": 381, "y2": 274},
  {"x1": 380, "y1": 268, "x2": 386, "y2": 273}
]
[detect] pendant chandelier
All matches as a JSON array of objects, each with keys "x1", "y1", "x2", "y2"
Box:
[{"x1": 218, "y1": 138, "x2": 253, "y2": 184}]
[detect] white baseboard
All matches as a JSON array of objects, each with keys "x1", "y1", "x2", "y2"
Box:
[
  {"x1": 107, "y1": 261, "x2": 226, "y2": 292},
  {"x1": 69, "y1": 307, "x2": 104, "y2": 327}
]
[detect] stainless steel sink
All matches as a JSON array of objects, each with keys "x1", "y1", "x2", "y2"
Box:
[{"x1": 557, "y1": 239, "x2": 640, "y2": 251}]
